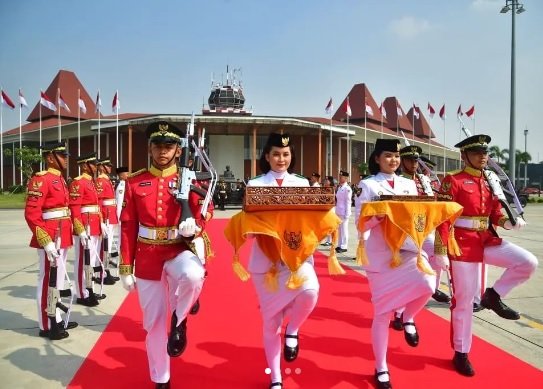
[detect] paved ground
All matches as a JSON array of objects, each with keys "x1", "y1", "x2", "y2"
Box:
[{"x1": 0, "y1": 204, "x2": 541, "y2": 388}]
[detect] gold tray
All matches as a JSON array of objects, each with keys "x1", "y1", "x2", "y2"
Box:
[
  {"x1": 244, "y1": 186, "x2": 336, "y2": 212},
  {"x1": 378, "y1": 195, "x2": 435, "y2": 201}
]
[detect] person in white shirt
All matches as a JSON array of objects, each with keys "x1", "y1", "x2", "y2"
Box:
[
  {"x1": 335, "y1": 170, "x2": 352, "y2": 253},
  {"x1": 309, "y1": 172, "x2": 321, "y2": 187}
]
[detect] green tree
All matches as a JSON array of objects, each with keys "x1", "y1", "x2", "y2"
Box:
[
  {"x1": 489, "y1": 145, "x2": 506, "y2": 164},
  {"x1": 358, "y1": 162, "x2": 368, "y2": 175},
  {"x1": 4, "y1": 146, "x2": 42, "y2": 188}
]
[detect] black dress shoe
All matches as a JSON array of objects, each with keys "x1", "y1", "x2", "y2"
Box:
[
  {"x1": 480, "y1": 287, "x2": 520, "y2": 320},
  {"x1": 94, "y1": 293, "x2": 107, "y2": 300},
  {"x1": 473, "y1": 303, "x2": 485, "y2": 312},
  {"x1": 155, "y1": 380, "x2": 170, "y2": 389},
  {"x1": 390, "y1": 314, "x2": 403, "y2": 331},
  {"x1": 453, "y1": 351, "x2": 475, "y2": 376},
  {"x1": 167, "y1": 311, "x2": 187, "y2": 357},
  {"x1": 76, "y1": 297, "x2": 100, "y2": 307},
  {"x1": 102, "y1": 272, "x2": 117, "y2": 285},
  {"x1": 189, "y1": 299, "x2": 200, "y2": 315},
  {"x1": 283, "y1": 334, "x2": 299, "y2": 362},
  {"x1": 432, "y1": 289, "x2": 451, "y2": 303},
  {"x1": 402, "y1": 322, "x2": 419, "y2": 347},
  {"x1": 58, "y1": 321, "x2": 78, "y2": 330},
  {"x1": 269, "y1": 383, "x2": 282, "y2": 388},
  {"x1": 374, "y1": 370, "x2": 392, "y2": 389},
  {"x1": 39, "y1": 327, "x2": 69, "y2": 340}
]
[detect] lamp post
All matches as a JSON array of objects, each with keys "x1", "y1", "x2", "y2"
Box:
[
  {"x1": 524, "y1": 127, "x2": 528, "y2": 187},
  {"x1": 501, "y1": 0, "x2": 525, "y2": 188}
]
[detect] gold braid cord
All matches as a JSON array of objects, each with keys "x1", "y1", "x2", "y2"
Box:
[
  {"x1": 73, "y1": 219, "x2": 85, "y2": 235},
  {"x1": 36, "y1": 226, "x2": 52, "y2": 247},
  {"x1": 119, "y1": 264, "x2": 133, "y2": 276},
  {"x1": 434, "y1": 231, "x2": 448, "y2": 256}
]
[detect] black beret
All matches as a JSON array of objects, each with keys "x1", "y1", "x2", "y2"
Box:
[
  {"x1": 265, "y1": 132, "x2": 291, "y2": 148},
  {"x1": 400, "y1": 145, "x2": 422, "y2": 159},
  {"x1": 311, "y1": 172, "x2": 321, "y2": 178},
  {"x1": 76, "y1": 152, "x2": 97, "y2": 164},
  {"x1": 42, "y1": 142, "x2": 69, "y2": 156},
  {"x1": 454, "y1": 134, "x2": 491, "y2": 151},
  {"x1": 374, "y1": 138, "x2": 401, "y2": 154},
  {"x1": 116, "y1": 166, "x2": 129, "y2": 174},
  {"x1": 145, "y1": 121, "x2": 184, "y2": 144},
  {"x1": 339, "y1": 170, "x2": 349, "y2": 177}
]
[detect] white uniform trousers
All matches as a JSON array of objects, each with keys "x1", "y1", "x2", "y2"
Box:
[
  {"x1": 450, "y1": 240, "x2": 537, "y2": 353},
  {"x1": 37, "y1": 248, "x2": 69, "y2": 331},
  {"x1": 73, "y1": 235, "x2": 101, "y2": 299},
  {"x1": 337, "y1": 216, "x2": 349, "y2": 250},
  {"x1": 138, "y1": 250, "x2": 205, "y2": 384}
]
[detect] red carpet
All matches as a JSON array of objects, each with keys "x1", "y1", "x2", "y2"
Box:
[{"x1": 69, "y1": 219, "x2": 542, "y2": 388}]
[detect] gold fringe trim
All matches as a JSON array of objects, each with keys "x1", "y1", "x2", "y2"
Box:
[
  {"x1": 328, "y1": 251, "x2": 345, "y2": 275},
  {"x1": 448, "y1": 227, "x2": 462, "y2": 256},
  {"x1": 417, "y1": 251, "x2": 436, "y2": 275},
  {"x1": 264, "y1": 262, "x2": 279, "y2": 292},
  {"x1": 36, "y1": 226, "x2": 52, "y2": 247},
  {"x1": 286, "y1": 271, "x2": 306, "y2": 290},
  {"x1": 73, "y1": 219, "x2": 85, "y2": 235},
  {"x1": 355, "y1": 238, "x2": 368, "y2": 266},
  {"x1": 232, "y1": 252, "x2": 250, "y2": 281},
  {"x1": 202, "y1": 231, "x2": 215, "y2": 263}
]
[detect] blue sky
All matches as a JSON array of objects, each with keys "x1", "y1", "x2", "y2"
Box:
[{"x1": 1, "y1": 0, "x2": 542, "y2": 161}]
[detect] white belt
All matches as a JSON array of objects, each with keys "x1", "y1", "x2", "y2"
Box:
[
  {"x1": 102, "y1": 199, "x2": 117, "y2": 206},
  {"x1": 81, "y1": 205, "x2": 100, "y2": 213},
  {"x1": 42, "y1": 208, "x2": 70, "y2": 220},
  {"x1": 454, "y1": 217, "x2": 489, "y2": 231},
  {"x1": 138, "y1": 225, "x2": 180, "y2": 241}
]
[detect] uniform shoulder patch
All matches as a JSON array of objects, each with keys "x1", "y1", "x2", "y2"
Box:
[
  {"x1": 129, "y1": 168, "x2": 147, "y2": 178},
  {"x1": 293, "y1": 173, "x2": 306, "y2": 179},
  {"x1": 34, "y1": 170, "x2": 47, "y2": 176},
  {"x1": 250, "y1": 174, "x2": 264, "y2": 180},
  {"x1": 446, "y1": 169, "x2": 462, "y2": 176},
  {"x1": 74, "y1": 175, "x2": 84, "y2": 181}
]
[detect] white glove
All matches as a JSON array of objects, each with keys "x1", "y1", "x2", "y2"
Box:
[
  {"x1": 44, "y1": 241, "x2": 59, "y2": 264},
  {"x1": 503, "y1": 217, "x2": 526, "y2": 231},
  {"x1": 78, "y1": 231, "x2": 89, "y2": 247},
  {"x1": 120, "y1": 274, "x2": 136, "y2": 291},
  {"x1": 179, "y1": 217, "x2": 201, "y2": 238},
  {"x1": 434, "y1": 254, "x2": 450, "y2": 271}
]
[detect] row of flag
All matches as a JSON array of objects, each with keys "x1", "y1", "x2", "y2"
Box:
[
  {"x1": 0, "y1": 89, "x2": 120, "y2": 114},
  {"x1": 325, "y1": 97, "x2": 475, "y2": 121}
]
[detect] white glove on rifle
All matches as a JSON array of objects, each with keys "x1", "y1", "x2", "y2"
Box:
[
  {"x1": 434, "y1": 254, "x2": 450, "y2": 271},
  {"x1": 503, "y1": 217, "x2": 526, "y2": 231},
  {"x1": 179, "y1": 217, "x2": 201, "y2": 238},
  {"x1": 121, "y1": 274, "x2": 136, "y2": 291},
  {"x1": 101, "y1": 222, "x2": 110, "y2": 237},
  {"x1": 44, "y1": 241, "x2": 60, "y2": 264},
  {"x1": 79, "y1": 231, "x2": 89, "y2": 247}
]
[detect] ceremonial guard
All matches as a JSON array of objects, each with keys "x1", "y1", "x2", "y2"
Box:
[
  {"x1": 217, "y1": 179, "x2": 227, "y2": 210},
  {"x1": 115, "y1": 166, "x2": 129, "y2": 220},
  {"x1": 335, "y1": 170, "x2": 352, "y2": 253},
  {"x1": 119, "y1": 121, "x2": 206, "y2": 388},
  {"x1": 309, "y1": 172, "x2": 321, "y2": 187},
  {"x1": 69, "y1": 152, "x2": 103, "y2": 307},
  {"x1": 96, "y1": 157, "x2": 119, "y2": 284},
  {"x1": 434, "y1": 134, "x2": 538, "y2": 377},
  {"x1": 357, "y1": 139, "x2": 438, "y2": 389},
  {"x1": 399, "y1": 145, "x2": 450, "y2": 304},
  {"x1": 24, "y1": 142, "x2": 77, "y2": 340}
]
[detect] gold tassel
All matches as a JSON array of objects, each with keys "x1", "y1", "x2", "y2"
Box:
[
  {"x1": 390, "y1": 250, "x2": 402, "y2": 268},
  {"x1": 448, "y1": 228, "x2": 462, "y2": 257},
  {"x1": 232, "y1": 253, "x2": 250, "y2": 281},
  {"x1": 417, "y1": 251, "x2": 436, "y2": 275},
  {"x1": 328, "y1": 251, "x2": 346, "y2": 275},
  {"x1": 264, "y1": 262, "x2": 279, "y2": 292},
  {"x1": 286, "y1": 271, "x2": 306, "y2": 290},
  {"x1": 355, "y1": 238, "x2": 368, "y2": 266},
  {"x1": 330, "y1": 229, "x2": 338, "y2": 256}
]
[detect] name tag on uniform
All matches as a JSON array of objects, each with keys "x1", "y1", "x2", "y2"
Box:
[
  {"x1": 139, "y1": 182, "x2": 151, "y2": 187},
  {"x1": 464, "y1": 180, "x2": 475, "y2": 185}
]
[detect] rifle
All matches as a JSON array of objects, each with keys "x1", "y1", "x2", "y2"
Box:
[{"x1": 458, "y1": 117, "x2": 523, "y2": 224}]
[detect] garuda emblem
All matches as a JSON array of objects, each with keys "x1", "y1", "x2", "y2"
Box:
[
  {"x1": 414, "y1": 213, "x2": 426, "y2": 233},
  {"x1": 31, "y1": 180, "x2": 43, "y2": 190},
  {"x1": 283, "y1": 230, "x2": 302, "y2": 250}
]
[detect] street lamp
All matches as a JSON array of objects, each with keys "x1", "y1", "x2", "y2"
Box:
[
  {"x1": 524, "y1": 127, "x2": 528, "y2": 187},
  {"x1": 501, "y1": 0, "x2": 525, "y2": 188}
]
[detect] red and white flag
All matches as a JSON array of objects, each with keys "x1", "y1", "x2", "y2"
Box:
[
  {"x1": 413, "y1": 103, "x2": 420, "y2": 119},
  {"x1": 343, "y1": 97, "x2": 352, "y2": 117},
  {"x1": 427, "y1": 102, "x2": 435, "y2": 119},
  {"x1": 457, "y1": 104, "x2": 463, "y2": 118},
  {"x1": 40, "y1": 91, "x2": 56, "y2": 111},
  {"x1": 325, "y1": 97, "x2": 333, "y2": 115},
  {"x1": 365, "y1": 103, "x2": 373, "y2": 116},
  {"x1": 112, "y1": 91, "x2": 120, "y2": 113},
  {"x1": 19, "y1": 89, "x2": 28, "y2": 108},
  {"x1": 1, "y1": 90, "x2": 15, "y2": 110},
  {"x1": 379, "y1": 102, "x2": 387, "y2": 118},
  {"x1": 396, "y1": 102, "x2": 403, "y2": 117},
  {"x1": 58, "y1": 93, "x2": 70, "y2": 112},
  {"x1": 439, "y1": 104, "x2": 446, "y2": 120},
  {"x1": 465, "y1": 105, "x2": 475, "y2": 118},
  {"x1": 78, "y1": 97, "x2": 87, "y2": 114},
  {"x1": 95, "y1": 91, "x2": 102, "y2": 113}
]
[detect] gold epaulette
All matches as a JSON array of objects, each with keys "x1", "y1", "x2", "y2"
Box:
[
  {"x1": 34, "y1": 171, "x2": 47, "y2": 176},
  {"x1": 74, "y1": 175, "x2": 84, "y2": 181},
  {"x1": 446, "y1": 169, "x2": 462, "y2": 176},
  {"x1": 129, "y1": 168, "x2": 147, "y2": 178}
]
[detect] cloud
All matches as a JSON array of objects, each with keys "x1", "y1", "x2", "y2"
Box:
[{"x1": 388, "y1": 16, "x2": 431, "y2": 40}]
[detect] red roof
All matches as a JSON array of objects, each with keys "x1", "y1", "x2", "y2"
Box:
[
  {"x1": 332, "y1": 83, "x2": 387, "y2": 126},
  {"x1": 406, "y1": 107, "x2": 436, "y2": 139},
  {"x1": 26, "y1": 69, "x2": 101, "y2": 123},
  {"x1": 383, "y1": 97, "x2": 414, "y2": 134}
]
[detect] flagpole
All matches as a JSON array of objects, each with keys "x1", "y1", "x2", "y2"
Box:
[
  {"x1": 1, "y1": 101, "x2": 3, "y2": 191},
  {"x1": 57, "y1": 88, "x2": 61, "y2": 142},
  {"x1": 364, "y1": 104, "x2": 367, "y2": 163},
  {"x1": 329, "y1": 113, "x2": 332, "y2": 177},
  {"x1": 412, "y1": 104, "x2": 415, "y2": 141},
  {"x1": 77, "y1": 89, "x2": 81, "y2": 157},
  {"x1": 39, "y1": 102, "x2": 43, "y2": 171},
  {"x1": 115, "y1": 90, "x2": 119, "y2": 168},
  {"x1": 97, "y1": 90, "x2": 101, "y2": 159},
  {"x1": 443, "y1": 113, "x2": 447, "y2": 176},
  {"x1": 380, "y1": 101, "x2": 384, "y2": 139}
]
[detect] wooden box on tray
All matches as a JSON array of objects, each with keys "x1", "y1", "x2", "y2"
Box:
[{"x1": 243, "y1": 186, "x2": 336, "y2": 212}]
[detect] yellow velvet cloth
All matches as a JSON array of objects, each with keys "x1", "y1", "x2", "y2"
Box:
[
  {"x1": 224, "y1": 209, "x2": 344, "y2": 290},
  {"x1": 357, "y1": 201, "x2": 463, "y2": 273}
]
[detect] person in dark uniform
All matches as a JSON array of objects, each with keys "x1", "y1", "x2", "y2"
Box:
[
  {"x1": 217, "y1": 179, "x2": 228, "y2": 210},
  {"x1": 24, "y1": 142, "x2": 78, "y2": 340},
  {"x1": 435, "y1": 134, "x2": 538, "y2": 377}
]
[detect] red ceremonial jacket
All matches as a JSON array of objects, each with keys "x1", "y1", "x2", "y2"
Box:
[
  {"x1": 69, "y1": 173, "x2": 102, "y2": 236},
  {"x1": 24, "y1": 168, "x2": 73, "y2": 249},
  {"x1": 435, "y1": 166, "x2": 507, "y2": 262},
  {"x1": 120, "y1": 165, "x2": 206, "y2": 280},
  {"x1": 96, "y1": 173, "x2": 119, "y2": 225}
]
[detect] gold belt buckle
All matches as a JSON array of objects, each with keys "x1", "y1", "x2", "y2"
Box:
[
  {"x1": 155, "y1": 229, "x2": 168, "y2": 241},
  {"x1": 478, "y1": 219, "x2": 488, "y2": 230}
]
